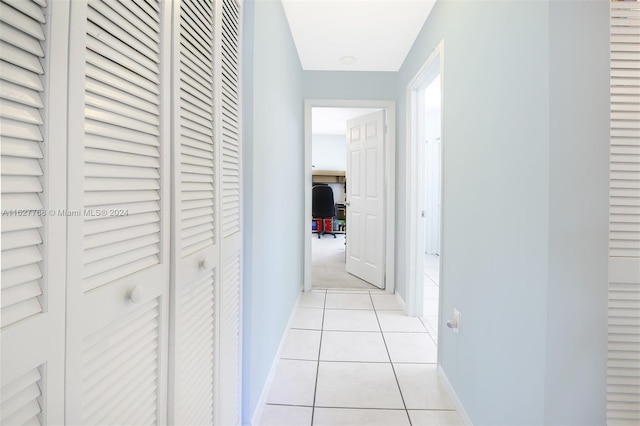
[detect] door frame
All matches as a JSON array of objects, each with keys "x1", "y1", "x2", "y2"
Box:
[
  {"x1": 303, "y1": 99, "x2": 396, "y2": 294},
  {"x1": 405, "y1": 40, "x2": 444, "y2": 317}
]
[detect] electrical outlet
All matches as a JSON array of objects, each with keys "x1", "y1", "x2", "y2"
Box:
[
  {"x1": 453, "y1": 308, "x2": 460, "y2": 333},
  {"x1": 446, "y1": 308, "x2": 461, "y2": 333}
]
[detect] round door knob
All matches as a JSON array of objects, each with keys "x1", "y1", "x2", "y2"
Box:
[
  {"x1": 198, "y1": 258, "x2": 209, "y2": 270},
  {"x1": 127, "y1": 285, "x2": 144, "y2": 303}
]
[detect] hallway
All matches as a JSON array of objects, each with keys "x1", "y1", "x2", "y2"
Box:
[
  {"x1": 257, "y1": 290, "x2": 463, "y2": 425},
  {"x1": 0, "y1": 0, "x2": 621, "y2": 423}
]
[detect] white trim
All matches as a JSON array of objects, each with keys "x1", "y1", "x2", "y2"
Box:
[
  {"x1": 250, "y1": 291, "x2": 303, "y2": 425},
  {"x1": 157, "y1": 2, "x2": 173, "y2": 420},
  {"x1": 438, "y1": 365, "x2": 472, "y2": 425},
  {"x1": 303, "y1": 99, "x2": 396, "y2": 294},
  {"x1": 166, "y1": 0, "x2": 181, "y2": 422},
  {"x1": 64, "y1": 2, "x2": 89, "y2": 418},
  {"x1": 213, "y1": 1, "x2": 245, "y2": 423},
  {"x1": 405, "y1": 40, "x2": 445, "y2": 318}
]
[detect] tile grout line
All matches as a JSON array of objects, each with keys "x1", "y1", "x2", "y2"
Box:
[
  {"x1": 421, "y1": 317, "x2": 439, "y2": 347},
  {"x1": 280, "y1": 357, "x2": 438, "y2": 365},
  {"x1": 423, "y1": 273, "x2": 438, "y2": 286},
  {"x1": 310, "y1": 289, "x2": 327, "y2": 426},
  {"x1": 418, "y1": 289, "x2": 440, "y2": 346},
  {"x1": 265, "y1": 402, "x2": 456, "y2": 412},
  {"x1": 426, "y1": 316, "x2": 439, "y2": 346},
  {"x1": 312, "y1": 405, "x2": 456, "y2": 412},
  {"x1": 368, "y1": 292, "x2": 413, "y2": 426}
]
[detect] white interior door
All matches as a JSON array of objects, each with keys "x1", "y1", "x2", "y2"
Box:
[
  {"x1": 65, "y1": 0, "x2": 171, "y2": 423},
  {"x1": 0, "y1": 0, "x2": 68, "y2": 423},
  {"x1": 167, "y1": 1, "x2": 244, "y2": 424},
  {"x1": 215, "y1": 1, "x2": 243, "y2": 423},
  {"x1": 169, "y1": 0, "x2": 218, "y2": 424},
  {"x1": 346, "y1": 110, "x2": 385, "y2": 288},
  {"x1": 608, "y1": 1, "x2": 640, "y2": 423}
]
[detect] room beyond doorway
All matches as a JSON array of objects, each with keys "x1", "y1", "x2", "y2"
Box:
[
  {"x1": 303, "y1": 100, "x2": 397, "y2": 294},
  {"x1": 311, "y1": 235, "x2": 377, "y2": 290},
  {"x1": 309, "y1": 107, "x2": 383, "y2": 290}
]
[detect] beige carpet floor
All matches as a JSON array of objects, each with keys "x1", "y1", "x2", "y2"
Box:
[{"x1": 311, "y1": 233, "x2": 378, "y2": 290}]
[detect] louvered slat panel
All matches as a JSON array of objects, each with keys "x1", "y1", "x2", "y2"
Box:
[
  {"x1": 1, "y1": 227, "x2": 41, "y2": 250},
  {"x1": 608, "y1": 279, "x2": 640, "y2": 424},
  {"x1": 0, "y1": 366, "x2": 43, "y2": 425},
  {"x1": 183, "y1": 146, "x2": 213, "y2": 165},
  {"x1": 180, "y1": 0, "x2": 215, "y2": 257},
  {"x1": 176, "y1": 272, "x2": 215, "y2": 424},
  {"x1": 84, "y1": 190, "x2": 160, "y2": 207},
  {"x1": 86, "y1": 60, "x2": 159, "y2": 106},
  {"x1": 83, "y1": 0, "x2": 162, "y2": 292},
  {"x1": 81, "y1": 298, "x2": 160, "y2": 425},
  {"x1": 0, "y1": 21, "x2": 44, "y2": 57},
  {"x1": 0, "y1": 0, "x2": 46, "y2": 329},
  {"x1": 0, "y1": 3, "x2": 44, "y2": 40},
  {"x1": 220, "y1": 250, "x2": 241, "y2": 424},
  {"x1": 610, "y1": 0, "x2": 640, "y2": 258},
  {"x1": 88, "y1": 0, "x2": 158, "y2": 52},
  {"x1": 609, "y1": 2, "x2": 640, "y2": 423},
  {"x1": 220, "y1": 0, "x2": 241, "y2": 238}
]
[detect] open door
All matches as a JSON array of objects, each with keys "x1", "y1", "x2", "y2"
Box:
[{"x1": 345, "y1": 110, "x2": 385, "y2": 289}]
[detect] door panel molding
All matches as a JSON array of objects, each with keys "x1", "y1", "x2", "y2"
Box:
[{"x1": 345, "y1": 110, "x2": 386, "y2": 288}]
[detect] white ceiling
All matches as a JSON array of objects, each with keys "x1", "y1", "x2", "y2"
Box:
[
  {"x1": 312, "y1": 107, "x2": 380, "y2": 135},
  {"x1": 281, "y1": 0, "x2": 436, "y2": 71}
]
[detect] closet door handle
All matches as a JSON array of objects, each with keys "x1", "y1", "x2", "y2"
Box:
[
  {"x1": 127, "y1": 285, "x2": 144, "y2": 304},
  {"x1": 198, "y1": 257, "x2": 209, "y2": 270}
]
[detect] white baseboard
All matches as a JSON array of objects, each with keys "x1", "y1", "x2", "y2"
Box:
[
  {"x1": 437, "y1": 365, "x2": 473, "y2": 425},
  {"x1": 249, "y1": 290, "x2": 302, "y2": 425}
]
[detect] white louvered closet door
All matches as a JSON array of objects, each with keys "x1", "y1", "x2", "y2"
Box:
[
  {"x1": 65, "y1": 0, "x2": 171, "y2": 424},
  {"x1": 169, "y1": 0, "x2": 218, "y2": 424},
  {"x1": 609, "y1": 1, "x2": 640, "y2": 424},
  {"x1": 215, "y1": 0, "x2": 243, "y2": 424},
  {"x1": 0, "y1": 0, "x2": 67, "y2": 424}
]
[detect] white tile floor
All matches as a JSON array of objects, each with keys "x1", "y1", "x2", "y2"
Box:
[
  {"x1": 258, "y1": 290, "x2": 463, "y2": 425},
  {"x1": 421, "y1": 255, "x2": 440, "y2": 339}
]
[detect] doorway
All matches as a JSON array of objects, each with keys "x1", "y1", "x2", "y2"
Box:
[
  {"x1": 421, "y1": 74, "x2": 442, "y2": 337},
  {"x1": 406, "y1": 41, "x2": 444, "y2": 335},
  {"x1": 310, "y1": 107, "x2": 379, "y2": 290},
  {"x1": 303, "y1": 100, "x2": 396, "y2": 294}
]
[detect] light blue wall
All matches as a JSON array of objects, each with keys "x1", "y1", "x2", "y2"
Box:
[
  {"x1": 396, "y1": 0, "x2": 609, "y2": 424},
  {"x1": 241, "y1": 0, "x2": 609, "y2": 423},
  {"x1": 303, "y1": 71, "x2": 397, "y2": 100},
  {"x1": 312, "y1": 134, "x2": 347, "y2": 171},
  {"x1": 398, "y1": 0, "x2": 551, "y2": 424},
  {"x1": 544, "y1": 1, "x2": 609, "y2": 423},
  {"x1": 241, "y1": 0, "x2": 304, "y2": 421}
]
